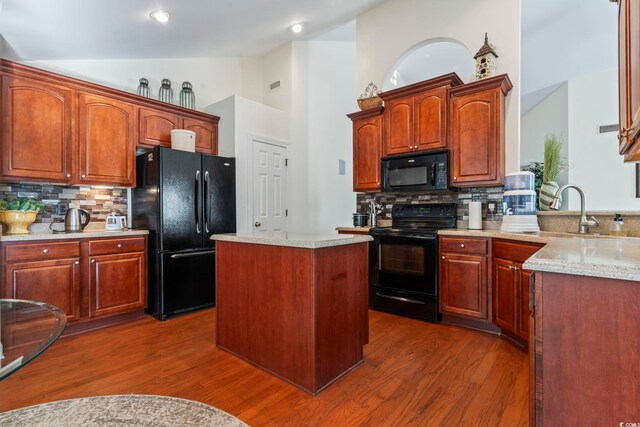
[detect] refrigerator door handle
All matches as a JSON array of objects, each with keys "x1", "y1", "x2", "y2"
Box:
[
  {"x1": 204, "y1": 170, "x2": 210, "y2": 233},
  {"x1": 195, "y1": 170, "x2": 201, "y2": 234}
]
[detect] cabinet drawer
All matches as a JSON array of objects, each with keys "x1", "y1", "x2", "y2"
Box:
[
  {"x1": 440, "y1": 237, "x2": 488, "y2": 255},
  {"x1": 493, "y1": 239, "x2": 543, "y2": 263},
  {"x1": 5, "y1": 241, "x2": 80, "y2": 262},
  {"x1": 88, "y1": 237, "x2": 146, "y2": 256}
]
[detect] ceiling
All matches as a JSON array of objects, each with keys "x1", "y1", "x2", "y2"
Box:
[
  {"x1": 521, "y1": 0, "x2": 618, "y2": 114},
  {"x1": 0, "y1": 0, "x2": 383, "y2": 60}
]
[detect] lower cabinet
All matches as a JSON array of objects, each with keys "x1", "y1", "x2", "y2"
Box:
[
  {"x1": 439, "y1": 236, "x2": 493, "y2": 326},
  {"x1": 492, "y1": 239, "x2": 544, "y2": 344},
  {"x1": 1, "y1": 236, "x2": 147, "y2": 333}
]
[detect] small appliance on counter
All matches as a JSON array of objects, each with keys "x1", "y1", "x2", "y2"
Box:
[
  {"x1": 500, "y1": 171, "x2": 540, "y2": 233},
  {"x1": 50, "y1": 208, "x2": 91, "y2": 233},
  {"x1": 352, "y1": 212, "x2": 368, "y2": 227},
  {"x1": 105, "y1": 212, "x2": 127, "y2": 231},
  {"x1": 468, "y1": 201, "x2": 483, "y2": 230}
]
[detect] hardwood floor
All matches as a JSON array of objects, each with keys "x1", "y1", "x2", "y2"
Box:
[{"x1": 0, "y1": 309, "x2": 529, "y2": 426}]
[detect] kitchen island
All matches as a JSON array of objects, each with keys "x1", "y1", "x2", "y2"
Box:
[{"x1": 211, "y1": 232, "x2": 372, "y2": 395}]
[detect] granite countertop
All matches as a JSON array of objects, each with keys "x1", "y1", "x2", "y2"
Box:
[
  {"x1": 523, "y1": 238, "x2": 640, "y2": 281},
  {"x1": 335, "y1": 226, "x2": 371, "y2": 233},
  {"x1": 437, "y1": 229, "x2": 624, "y2": 244},
  {"x1": 0, "y1": 228, "x2": 149, "y2": 242},
  {"x1": 211, "y1": 232, "x2": 373, "y2": 249}
]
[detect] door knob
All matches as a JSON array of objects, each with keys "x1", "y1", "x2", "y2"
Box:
[{"x1": 254, "y1": 221, "x2": 261, "y2": 227}]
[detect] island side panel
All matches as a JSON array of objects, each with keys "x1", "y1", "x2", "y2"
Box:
[
  {"x1": 215, "y1": 241, "x2": 316, "y2": 392},
  {"x1": 541, "y1": 272, "x2": 640, "y2": 425},
  {"x1": 313, "y1": 242, "x2": 369, "y2": 390}
]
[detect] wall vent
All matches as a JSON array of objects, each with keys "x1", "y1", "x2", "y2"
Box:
[
  {"x1": 598, "y1": 123, "x2": 619, "y2": 134},
  {"x1": 270, "y1": 80, "x2": 281, "y2": 90}
]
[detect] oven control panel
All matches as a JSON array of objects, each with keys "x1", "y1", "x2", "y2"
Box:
[{"x1": 392, "y1": 203, "x2": 456, "y2": 219}]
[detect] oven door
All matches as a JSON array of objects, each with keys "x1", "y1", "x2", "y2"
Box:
[{"x1": 371, "y1": 234, "x2": 437, "y2": 296}]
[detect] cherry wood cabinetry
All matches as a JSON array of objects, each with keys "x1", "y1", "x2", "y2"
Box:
[
  {"x1": 449, "y1": 74, "x2": 512, "y2": 187},
  {"x1": 378, "y1": 74, "x2": 463, "y2": 156},
  {"x1": 0, "y1": 235, "x2": 147, "y2": 334},
  {"x1": 0, "y1": 59, "x2": 220, "y2": 186},
  {"x1": 532, "y1": 271, "x2": 640, "y2": 425},
  {"x1": 348, "y1": 107, "x2": 383, "y2": 192},
  {"x1": 439, "y1": 236, "x2": 494, "y2": 328},
  {"x1": 492, "y1": 239, "x2": 543, "y2": 345},
  {"x1": 78, "y1": 93, "x2": 135, "y2": 186},
  {"x1": 618, "y1": 0, "x2": 640, "y2": 160},
  {"x1": 1, "y1": 75, "x2": 75, "y2": 183}
]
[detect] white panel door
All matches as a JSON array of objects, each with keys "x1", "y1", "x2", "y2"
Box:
[{"x1": 252, "y1": 140, "x2": 287, "y2": 233}]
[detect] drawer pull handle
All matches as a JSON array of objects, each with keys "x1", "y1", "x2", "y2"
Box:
[
  {"x1": 117, "y1": 244, "x2": 122, "y2": 248},
  {"x1": 75, "y1": 261, "x2": 80, "y2": 265},
  {"x1": 460, "y1": 243, "x2": 465, "y2": 248},
  {"x1": 91, "y1": 259, "x2": 95, "y2": 263},
  {"x1": 43, "y1": 249, "x2": 49, "y2": 254},
  {"x1": 66, "y1": 173, "x2": 71, "y2": 178},
  {"x1": 441, "y1": 255, "x2": 446, "y2": 260}
]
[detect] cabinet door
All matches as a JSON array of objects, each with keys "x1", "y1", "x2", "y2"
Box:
[
  {"x1": 619, "y1": 0, "x2": 640, "y2": 159},
  {"x1": 183, "y1": 117, "x2": 217, "y2": 155},
  {"x1": 138, "y1": 108, "x2": 180, "y2": 147},
  {"x1": 89, "y1": 252, "x2": 146, "y2": 318},
  {"x1": 517, "y1": 266, "x2": 534, "y2": 341},
  {"x1": 493, "y1": 257, "x2": 516, "y2": 334},
  {"x1": 450, "y1": 89, "x2": 500, "y2": 186},
  {"x1": 384, "y1": 96, "x2": 413, "y2": 155},
  {"x1": 4, "y1": 259, "x2": 81, "y2": 321},
  {"x1": 353, "y1": 114, "x2": 382, "y2": 192},
  {"x1": 1, "y1": 75, "x2": 75, "y2": 182},
  {"x1": 414, "y1": 88, "x2": 447, "y2": 151},
  {"x1": 78, "y1": 93, "x2": 135, "y2": 186},
  {"x1": 439, "y1": 253, "x2": 489, "y2": 320}
]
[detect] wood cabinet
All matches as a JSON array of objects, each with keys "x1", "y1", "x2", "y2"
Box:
[
  {"x1": 439, "y1": 236, "x2": 492, "y2": 325},
  {"x1": 78, "y1": 93, "x2": 135, "y2": 186},
  {"x1": 492, "y1": 239, "x2": 543, "y2": 344},
  {"x1": 1, "y1": 74, "x2": 75, "y2": 183},
  {"x1": 618, "y1": 0, "x2": 640, "y2": 160},
  {"x1": 348, "y1": 108, "x2": 383, "y2": 192},
  {"x1": 0, "y1": 59, "x2": 220, "y2": 186},
  {"x1": 449, "y1": 74, "x2": 512, "y2": 187},
  {"x1": 1, "y1": 235, "x2": 147, "y2": 333},
  {"x1": 379, "y1": 74, "x2": 462, "y2": 156}
]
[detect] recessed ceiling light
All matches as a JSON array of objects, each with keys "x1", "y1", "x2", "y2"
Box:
[
  {"x1": 150, "y1": 10, "x2": 170, "y2": 24},
  {"x1": 291, "y1": 23, "x2": 303, "y2": 33}
]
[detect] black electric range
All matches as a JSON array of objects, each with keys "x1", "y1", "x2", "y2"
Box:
[{"x1": 368, "y1": 203, "x2": 457, "y2": 322}]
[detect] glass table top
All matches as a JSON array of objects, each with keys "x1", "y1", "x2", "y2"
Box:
[{"x1": 0, "y1": 299, "x2": 67, "y2": 380}]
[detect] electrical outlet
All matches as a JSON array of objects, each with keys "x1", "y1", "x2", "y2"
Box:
[
  {"x1": 55, "y1": 204, "x2": 68, "y2": 215},
  {"x1": 487, "y1": 202, "x2": 496, "y2": 214}
]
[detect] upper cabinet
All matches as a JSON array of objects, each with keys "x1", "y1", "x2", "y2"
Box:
[
  {"x1": 449, "y1": 74, "x2": 512, "y2": 187},
  {"x1": 78, "y1": 93, "x2": 135, "y2": 187},
  {"x1": 0, "y1": 59, "x2": 220, "y2": 187},
  {"x1": 618, "y1": 0, "x2": 640, "y2": 161},
  {"x1": 1, "y1": 75, "x2": 75, "y2": 183},
  {"x1": 379, "y1": 74, "x2": 463, "y2": 156},
  {"x1": 348, "y1": 107, "x2": 383, "y2": 192}
]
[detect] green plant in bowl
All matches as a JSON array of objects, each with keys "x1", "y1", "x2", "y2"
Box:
[
  {"x1": 539, "y1": 134, "x2": 568, "y2": 211},
  {"x1": 0, "y1": 197, "x2": 45, "y2": 234}
]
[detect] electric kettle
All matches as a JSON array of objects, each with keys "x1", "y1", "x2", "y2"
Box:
[{"x1": 64, "y1": 208, "x2": 91, "y2": 232}]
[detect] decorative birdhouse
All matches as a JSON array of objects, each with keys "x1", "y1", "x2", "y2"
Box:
[{"x1": 474, "y1": 33, "x2": 499, "y2": 80}]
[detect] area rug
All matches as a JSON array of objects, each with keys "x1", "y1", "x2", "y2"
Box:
[{"x1": 0, "y1": 394, "x2": 248, "y2": 427}]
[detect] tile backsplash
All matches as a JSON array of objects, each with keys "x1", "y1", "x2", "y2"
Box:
[
  {"x1": 0, "y1": 183, "x2": 128, "y2": 223},
  {"x1": 356, "y1": 186, "x2": 505, "y2": 221}
]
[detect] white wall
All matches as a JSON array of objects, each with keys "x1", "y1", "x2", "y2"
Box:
[
  {"x1": 262, "y1": 43, "x2": 293, "y2": 113},
  {"x1": 356, "y1": 0, "x2": 521, "y2": 172},
  {"x1": 24, "y1": 57, "x2": 264, "y2": 111},
  {"x1": 567, "y1": 69, "x2": 640, "y2": 210},
  {"x1": 521, "y1": 82, "x2": 569, "y2": 203},
  {"x1": 207, "y1": 95, "x2": 291, "y2": 234}
]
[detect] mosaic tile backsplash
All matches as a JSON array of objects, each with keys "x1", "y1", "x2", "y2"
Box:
[
  {"x1": 0, "y1": 183, "x2": 128, "y2": 223},
  {"x1": 356, "y1": 187, "x2": 505, "y2": 221}
]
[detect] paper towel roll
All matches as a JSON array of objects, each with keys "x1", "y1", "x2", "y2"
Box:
[{"x1": 468, "y1": 201, "x2": 483, "y2": 230}]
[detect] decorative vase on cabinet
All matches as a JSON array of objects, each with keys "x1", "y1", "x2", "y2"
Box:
[
  {"x1": 179, "y1": 82, "x2": 195, "y2": 109},
  {"x1": 158, "y1": 79, "x2": 173, "y2": 104},
  {"x1": 137, "y1": 78, "x2": 151, "y2": 98}
]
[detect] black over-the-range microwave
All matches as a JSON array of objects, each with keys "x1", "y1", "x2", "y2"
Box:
[{"x1": 381, "y1": 149, "x2": 450, "y2": 192}]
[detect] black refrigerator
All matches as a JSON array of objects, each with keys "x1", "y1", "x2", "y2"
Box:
[{"x1": 132, "y1": 146, "x2": 236, "y2": 320}]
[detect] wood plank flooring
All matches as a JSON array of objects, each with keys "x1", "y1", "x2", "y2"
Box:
[{"x1": 0, "y1": 309, "x2": 529, "y2": 426}]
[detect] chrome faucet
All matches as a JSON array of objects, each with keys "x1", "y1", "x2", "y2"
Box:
[{"x1": 549, "y1": 185, "x2": 599, "y2": 234}]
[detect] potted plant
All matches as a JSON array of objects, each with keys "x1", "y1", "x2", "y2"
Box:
[
  {"x1": 538, "y1": 134, "x2": 568, "y2": 211},
  {"x1": 521, "y1": 161, "x2": 544, "y2": 210},
  {"x1": 0, "y1": 197, "x2": 45, "y2": 234}
]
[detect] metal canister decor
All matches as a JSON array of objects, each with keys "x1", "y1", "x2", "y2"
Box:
[
  {"x1": 179, "y1": 81, "x2": 195, "y2": 109},
  {"x1": 137, "y1": 78, "x2": 151, "y2": 98},
  {"x1": 158, "y1": 78, "x2": 173, "y2": 104}
]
